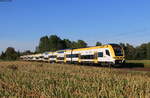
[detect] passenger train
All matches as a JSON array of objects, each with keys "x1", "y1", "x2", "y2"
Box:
[{"x1": 20, "y1": 44, "x2": 125, "y2": 67}]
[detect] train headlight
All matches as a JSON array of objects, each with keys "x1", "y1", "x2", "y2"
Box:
[
  {"x1": 113, "y1": 57, "x2": 124, "y2": 60},
  {"x1": 113, "y1": 57, "x2": 118, "y2": 59}
]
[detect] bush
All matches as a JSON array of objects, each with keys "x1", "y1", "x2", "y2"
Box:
[{"x1": 0, "y1": 47, "x2": 18, "y2": 61}]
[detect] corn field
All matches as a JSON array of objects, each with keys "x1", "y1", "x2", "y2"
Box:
[{"x1": 0, "y1": 61, "x2": 150, "y2": 97}]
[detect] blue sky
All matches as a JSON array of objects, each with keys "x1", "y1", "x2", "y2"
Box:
[{"x1": 0, "y1": 0, "x2": 150, "y2": 52}]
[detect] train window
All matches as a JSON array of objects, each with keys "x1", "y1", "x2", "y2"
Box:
[
  {"x1": 106, "y1": 50, "x2": 110, "y2": 56},
  {"x1": 111, "y1": 44, "x2": 123, "y2": 56},
  {"x1": 72, "y1": 54, "x2": 79, "y2": 58},
  {"x1": 49, "y1": 55, "x2": 56, "y2": 58},
  {"x1": 39, "y1": 56, "x2": 43, "y2": 58},
  {"x1": 113, "y1": 47, "x2": 123, "y2": 56},
  {"x1": 81, "y1": 55, "x2": 84, "y2": 59},
  {"x1": 81, "y1": 55, "x2": 85, "y2": 59},
  {"x1": 66, "y1": 54, "x2": 79, "y2": 58},
  {"x1": 90, "y1": 55, "x2": 94, "y2": 59},
  {"x1": 81, "y1": 55, "x2": 94, "y2": 59},
  {"x1": 57, "y1": 51, "x2": 64, "y2": 53},
  {"x1": 44, "y1": 58, "x2": 48, "y2": 60},
  {"x1": 57, "y1": 57, "x2": 64, "y2": 60},
  {"x1": 66, "y1": 55, "x2": 69, "y2": 58},
  {"x1": 98, "y1": 52, "x2": 103, "y2": 57},
  {"x1": 66, "y1": 54, "x2": 72, "y2": 58}
]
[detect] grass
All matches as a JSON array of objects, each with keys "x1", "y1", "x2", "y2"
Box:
[
  {"x1": 127, "y1": 60, "x2": 150, "y2": 68},
  {"x1": 0, "y1": 61, "x2": 150, "y2": 97}
]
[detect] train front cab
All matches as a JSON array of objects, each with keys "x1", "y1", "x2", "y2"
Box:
[{"x1": 109, "y1": 44, "x2": 125, "y2": 66}]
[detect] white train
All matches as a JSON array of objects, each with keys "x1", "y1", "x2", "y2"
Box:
[{"x1": 20, "y1": 44, "x2": 125, "y2": 66}]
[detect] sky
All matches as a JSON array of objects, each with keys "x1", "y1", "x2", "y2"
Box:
[{"x1": 0, "y1": 0, "x2": 150, "y2": 52}]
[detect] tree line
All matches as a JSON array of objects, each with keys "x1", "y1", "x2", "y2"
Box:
[
  {"x1": 0, "y1": 47, "x2": 34, "y2": 61},
  {"x1": 0, "y1": 34, "x2": 150, "y2": 60},
  {"x1": 35, "y1": 35, "x2": 88, "y2": 53},
  {"x1": 120, "y1": 43, "x2": 150, "y2": 60}
]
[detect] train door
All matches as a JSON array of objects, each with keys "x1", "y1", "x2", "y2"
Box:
[
  {"x1": 94, "y1": 52, "x2": 98, "y2": 63},
  {"x1": 97, "y1": 50, "x2": 104, "y2": 62},
  {"x1": 78, "y1": 53, "x2": 81, "y2": 63},
  {"x1": 64, "y1": 54, "x2": 66, "y2": 63},
  {"x1": 103, "y1": 49, "x2": 112, "y2": 62}
]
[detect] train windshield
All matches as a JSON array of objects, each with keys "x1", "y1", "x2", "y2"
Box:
[{"x1": 111, "y1": 44, "x2": 123, "y2": 56}]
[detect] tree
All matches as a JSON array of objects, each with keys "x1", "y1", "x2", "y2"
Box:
[
  {"x1": 123, "y1": 43, "x2": 136, "y2": 60},
  {"x1": 5, "y1": 47, "x2": 18, "y2": 60},
  {"x1": 22, "y1": 50, "x2": 32, "y2": 55},
  {"x1": 63, "y1": 39, "x2": 72, "y2": 49},
  {"x1": 57, "y1": 40, "x2": 67, "y2": 50},
  {"x1": 36, "y1": 34, "x2": 89, "y2": 52},
  {"x1": 0, "y1": 51, "x2": 6, "y2": 60},
  {"x1": 38, "y1": 36, "x2": 50, "y2": 52},
  {"x1": 96, "y1": 42, "x2": 102, "y2": 46},
  {"x1": 71, "y1": 41, "x2": 78, "y2": 48},
  {"x1": 120, "y1": 42, "x2": 150, "y2": 60},
  {"x1": 147, "y1": 42, "x2": 150, "y2": 60},
  {"x1": 49, "y1": 35, "x2": 62, "y2": 51},
  {"x1": 76, "y1": 40, "x2": 87, "y2": 48},
  {"x1": 134, "y1": 44, "x2": 147, "y2": 60},
  {"x1": 16, "y1": 51, "x2": 21, "y2": 59}
]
